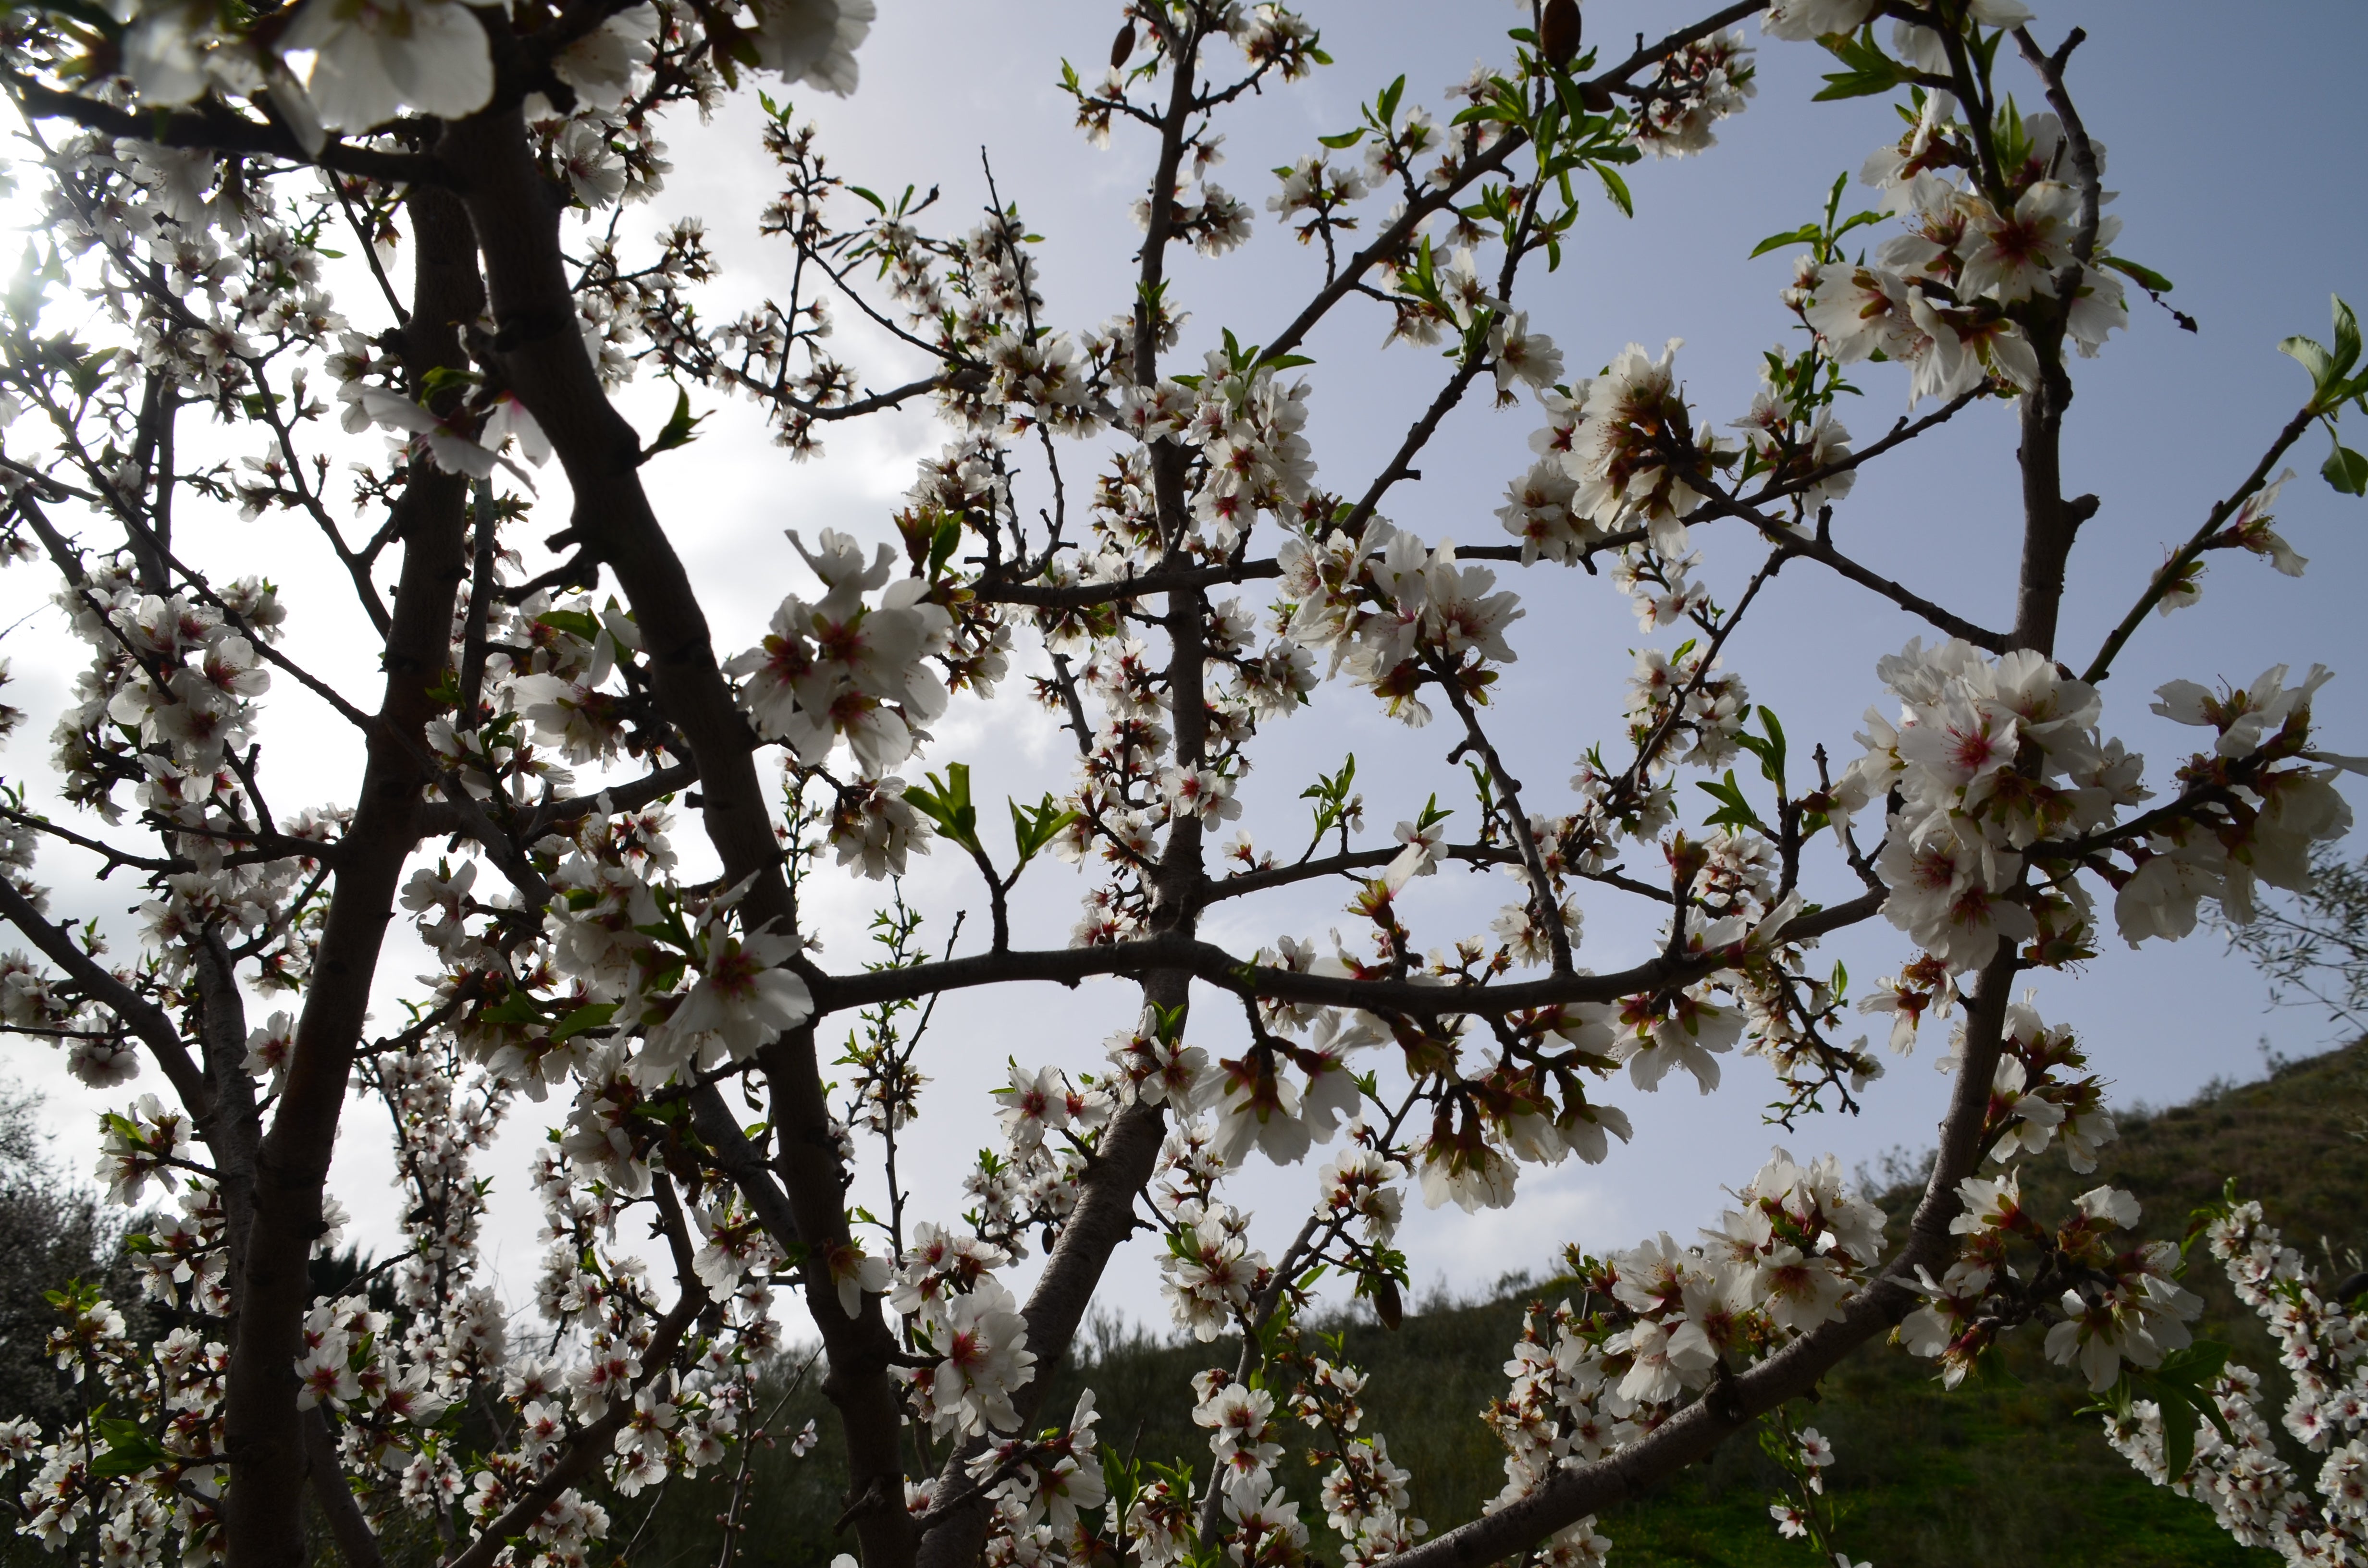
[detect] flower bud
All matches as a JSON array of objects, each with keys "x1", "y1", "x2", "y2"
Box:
[{"x1": 1541, "y1": 0, "x2": 1581, "y2": 67}]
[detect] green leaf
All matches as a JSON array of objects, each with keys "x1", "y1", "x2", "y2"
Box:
[
  {"x1": 2137, "y1": 1341, "x2": 2234, "y2": 1481},
  {"x1": 549, "y1": 1003, "x2": 618, "y2": 1043},
  {"x1": 1832, "y1": 208, "x2": 1887, "y2": 245},
  {"x1": 2157, "y1": 1386, "x2": 2201, "y2": 1482},
  {"x1": 2323, "y1": 439, "x2": 2368, "y2": 496},
  {"x1": 1732, "y1": 706, "x2": 1791, "y2": 785},
  {"x1": 1749, "y1": 223, "x2": 1819, "y2": 259},
  {"x1": 927, "y1": 513, "x2": 963, "y2": 580},
  {"x1": 1100, "y1": 1446, "x2": 1140, "y2": 1519},
  {"x1": 1813, "y1": 24, "x2": 1907, "y2": 101},
  {"x1": 1009, "y1": 794, "x2": 1080, "y2": 867},
  {"x1": 1695, "y1": 770, "x2": 1767, "y2": 833},
  {"x1": 537, "y1": 609, "x2": 602, "y2": 642},
  {"x1": 1756, "y1": 706, "x2": 1788, "y2": 783},
  {"x1": 478, "y1": 992, "x2": 542, "y2": 1027},
  {"x1": 1301, "y1": 753, "x2": 1358, "y2": 840},
  {"x1": 1593, "y1": 162, "x2": 1633, "y2": 219},
  {"x1": 1148, "y1": 1001, "x2": 1189, "y2": 1044},
  {"x1": 1377, "y1": 74, "x2": 1405, "y2": 127},
  {"x1": 641, "y1": 384, "x2": 708, "y2": 462},
  {"x1": 1464, "y1": 758, "x2": 1496, "y2": 815},
  {"x1": 2284, "y1": 298, "x2": 2365, "y2": 411},
  {"x1": 1317, "y1": 128, "x2": 1366, "y2": 149},
  {"x1": 418, "y1": 364, "x2": 476, "y2": 398},
  {"x1": 63, "y1": 347, "x2": 115, "y2": 400},
  {"x1": 2280, "y1": 333, "x2": 2333, "y2": 390},
  {"x1": 904, "y1": 764, "x2": 982, "y2": 854},
  {"x1": 847, "y1": 185, "x2": 886, "y2": 213},
  {"x1": 2098, "y1": 255, "x2": 2175, "y2": 295},
  {"x1": 91, "y1": 1421, "x2": 168, "y2": 1479}
]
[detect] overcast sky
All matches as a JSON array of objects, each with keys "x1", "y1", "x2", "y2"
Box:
[{"x1": 3, "y1": 0, "x2": 2365, "y2": 1336}]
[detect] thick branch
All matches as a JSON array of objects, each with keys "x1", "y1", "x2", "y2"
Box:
[
  {"x1": 816, "y1": 889, "x2": 1883, "y2": 1021},
  {"x1": 414, "y1": 762, "x2": 699, "y2": 841},
  {"x1": 972, "y1": 558, "x2": 1283, "y2": 608},
  {"x1": 441, "y1": 101, "x2": 917, "y2": 1568},
  {"x1": 222, "y1": 184, "x2": 482, "y2": 1568},
  {"x1": 306, "y1": 1409, "x2": 388, "y2": 1568},
  {"x1": 8, "y1": 78, "x2": 442, "y2": 184},
  {"x1": 0, "y1": 877, "x2": 211, "y2": 1116}
]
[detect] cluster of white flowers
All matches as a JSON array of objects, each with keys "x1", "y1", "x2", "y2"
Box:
[
  {"x1": 1632, "y1": 30, "x2": 1758, "y2": 159},
  {"x1": 110, "y1": 0, "x2": 865, "y2": 139},
  {"x1": 1132, "y1": 150, "x2": 1256, "y2": 262},
  {"x1": 6, "y1": 1309, "x2": 226, "y2": 1559},
  {"x1": 43, "y1": 572, "x2": 311, "y2": 945},
  {"x1": 1291, "y1": 1354, "x2": 1426, "y2": 1565},
  {"x1": 0, "y1": 1014, "x2": 789, "y2": 1568},
  {"x1": 1147, "y1": 1119, "x2": 1272, "y2": 1344},
  {"x1": 1268, "y1": 152, "x2": 1372, "y2": 239},
  {"x1": 727, "y1": 529, "x2": 955, "y2": 777},
  {"x1": 1836, "y1": 637, "x2": 2139, "y2": 968},
  {"x1": 2101, "y1": 1201, "x2": 2368, "y2": 1563},
  {"x1": 1838, "y1": 637, "x2": 2356, "y2": 973},
  {"x1": 1103, "y1": 1322, "x2": 1422, "y2": 1568},
  {"x1": 1471, "y1": 1148, "x2": 1881, "y2": 1568},
  {"x1": 1107, "y1": 353, "x2": 1318, "y2": 558},
  {"x1": 1500, "y1": 1149, "x2": 1875, "y2": 1428},
  {"x1": 474, "y1": 1140, "x2": 777, "y2": 1545},
  {"x1": 892, "y1": 1223, "x2": 1038, "y2": 1440},
  {"x1": 130, "y1": 1178, "x2": 232, "y2": 1315},
  {"x1": 2125, "y1": 665, "x2": 2358, "y2": 934},
  {"x1": 1887, "y1": 1000, "x2": 2202, "y2": 1397},
  {"x1": 963, "y1": 1389, "x2": 1109, "y2": 1565},
  {"x1": 1759, "y1": 10, "x2": 2124, "y2": 413},
  {"x1": 1279, "y1": 522, "x2": 1523, "y2": 728}
]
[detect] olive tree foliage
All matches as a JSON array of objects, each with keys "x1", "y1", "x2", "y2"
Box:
[
  {"x1": 0, "y1": 0, "x2": 2362, "y2": 1567},
  {"x1": 0, "y1": 1079, "x2": 155, "y2": 1436},
  {"x1": 2219, "y1": 845, "x2": 2368, "y2": 1040}
]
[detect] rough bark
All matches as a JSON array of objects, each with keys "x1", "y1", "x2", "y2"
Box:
[
  {"x1": 437, "y1": 105, "x2": 918, "y2": 1568},
  {"x1": 220, "y1": 184, "x2": 481, "y2": 1568},
  {"x1": 305, "y1": 1407, "x2": 388, "y2": 1568}
]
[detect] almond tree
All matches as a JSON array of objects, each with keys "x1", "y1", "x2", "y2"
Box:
[{"x1": 0, "y1": 2, "x2": 2362, "y2": 1568}]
